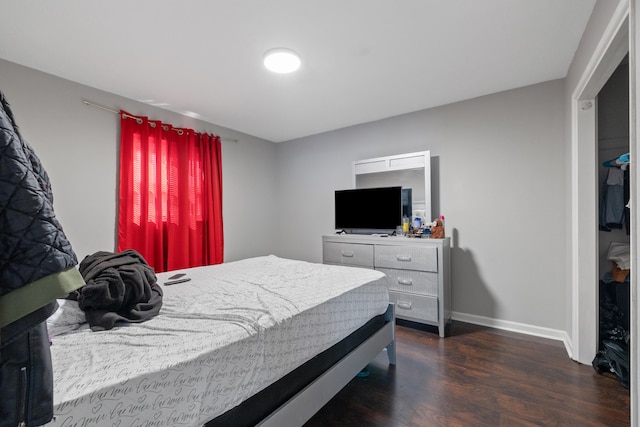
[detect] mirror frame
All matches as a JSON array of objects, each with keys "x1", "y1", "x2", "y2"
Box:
[{"x1": 352, "y1": 150, "x2": 431, "y2": 222}]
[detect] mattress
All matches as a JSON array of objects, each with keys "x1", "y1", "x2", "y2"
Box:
[{"x1": 47, "y1": 255, "x2": 388, "y2": 426}]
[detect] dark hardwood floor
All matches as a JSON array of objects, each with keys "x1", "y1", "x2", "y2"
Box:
[{"x1": 305, "y1": 321, "x2": 630, "y2": 427}]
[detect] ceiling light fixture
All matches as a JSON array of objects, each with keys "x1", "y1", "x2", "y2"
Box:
[{"x1": 263, "y1": 48, "x2": 301, "y2": 74}]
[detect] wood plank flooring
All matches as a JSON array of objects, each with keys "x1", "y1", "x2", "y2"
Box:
[{"x1": 304, "y1": 321, "x2": 630, "y2": 427}]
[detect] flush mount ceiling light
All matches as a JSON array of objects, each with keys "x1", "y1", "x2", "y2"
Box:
[{"x1": 263, "y1": 48, "x2": 301, "y2": 73}]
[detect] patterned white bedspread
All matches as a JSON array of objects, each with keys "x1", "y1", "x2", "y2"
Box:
[{"x1": 47, "y1": 255, "x2": 388, "y2": 427}]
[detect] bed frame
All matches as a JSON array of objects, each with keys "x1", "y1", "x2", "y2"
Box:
[{"x1": 257, "y1": 304, "x2": 396, "y2": 427}]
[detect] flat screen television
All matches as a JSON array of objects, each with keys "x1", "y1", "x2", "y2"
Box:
[{"x1": 334, "y1": 186, "x2": 403, "y2": 234}]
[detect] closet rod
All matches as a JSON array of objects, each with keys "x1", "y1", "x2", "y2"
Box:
[{"x1": 82, "y1": 100, "x2": 239, "y2": 143}]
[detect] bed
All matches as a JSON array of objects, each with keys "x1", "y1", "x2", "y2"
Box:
[{"x1": 46, "y1": 255, "x2": 396, "y2": 427}]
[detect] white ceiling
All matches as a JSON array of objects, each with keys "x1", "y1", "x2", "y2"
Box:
[{"x1": 0, "y1": 0, "x2": 595, "y2": 143}]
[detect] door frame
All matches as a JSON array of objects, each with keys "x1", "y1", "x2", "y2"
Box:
[{"x1": 571, "y1": 2, "x2": 636, "y2": 424}]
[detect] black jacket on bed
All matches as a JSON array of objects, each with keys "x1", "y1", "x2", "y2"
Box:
[
  {"x1": 0, "y1": 90, "x2": 85, "y2": 427},
  {"x1": 73, "y1": 249, "x2": 163, "y2": 331}
]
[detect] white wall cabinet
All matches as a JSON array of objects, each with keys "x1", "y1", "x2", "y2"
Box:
[{"x1": 322, "y1": 234, "x2": 451, "y2": 337}]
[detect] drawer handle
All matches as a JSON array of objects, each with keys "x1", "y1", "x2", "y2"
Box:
[
  {"x1": 397, "y1": 278, "x2": 413, "y2": 286},
  {"x1": 341, "y1": 251, "x2": 354, "y2": 258},
  {"x1": 396, "y1": 255, "x2": 412, "y2": 262},
  {"x1": 397, "y1": 301, "x2": 412, "y2": 310}
]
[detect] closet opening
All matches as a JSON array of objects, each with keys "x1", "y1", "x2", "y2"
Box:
[{"x1": 594, "y1": 54, "x2": 631, "y2": 390}]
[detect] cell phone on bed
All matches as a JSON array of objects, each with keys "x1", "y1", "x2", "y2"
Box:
[
  {"x1": 165, "y1": 278, "x2": 191, "y2": 285},
  {"x1": 165, "y1": 273, "x2": 190, "y2": 285}
]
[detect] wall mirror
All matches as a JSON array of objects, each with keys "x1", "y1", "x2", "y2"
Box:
[{"x1": 352, "y1": 151, "x2": 431, "y2": 222}]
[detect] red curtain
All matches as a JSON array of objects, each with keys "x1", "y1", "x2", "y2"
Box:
[{"x1": 117, "y1": 111, "x2": 224, "y2": 272}]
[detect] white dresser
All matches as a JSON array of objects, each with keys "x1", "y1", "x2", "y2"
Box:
[{"x1": 322, "y1": 234, "x2": 451, "y2": 337}]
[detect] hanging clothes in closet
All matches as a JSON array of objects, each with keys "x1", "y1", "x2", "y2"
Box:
[
  {"x1": 599, "y1": 153, "x2": 630, "y2": 234},
  {"x1": 593, "y1": 152, "x2": 631, "y2": 388}
]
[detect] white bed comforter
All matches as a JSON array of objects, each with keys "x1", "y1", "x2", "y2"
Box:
[{"x1": 47, "y1": 255, "x2": 388, "y2": 427}]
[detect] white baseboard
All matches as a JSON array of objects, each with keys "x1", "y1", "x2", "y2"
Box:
[{"x1": 452, "y1": 311, "x2": 575, "y2": 361}]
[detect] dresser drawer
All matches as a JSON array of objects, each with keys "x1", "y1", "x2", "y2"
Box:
[
  {"x1": 377, "y1": 268, "x2": 438, "y2": 296},
  {"x1": 374, "y1": 245, "x2": 438, "y2": 272},
  {"x1": 389, "y1": 291, "x2": 438, "y2": 322},
  {"x1": 323, "y1": 242, "x2": 374, "y2": 268}
]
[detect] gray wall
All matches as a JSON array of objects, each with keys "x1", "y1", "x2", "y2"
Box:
[
  {"x1": 0, "y1": 58, "x2": 279, "y2": 263},
  {"x1": 275, "y1": 79, "x2": 567, "y2": 330}
]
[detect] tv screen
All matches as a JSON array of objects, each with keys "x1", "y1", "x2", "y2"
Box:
[{"x1": 335, "y1": 186, "x2": 402, "y2": 233}]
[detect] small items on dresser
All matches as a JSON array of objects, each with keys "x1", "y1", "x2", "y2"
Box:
[
  {"x1": 430, "y1": 218, "x2": 445, "y2": 239},
  {"x1": 407, "y1": 215, "x2": 445, "y2": 238}
]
